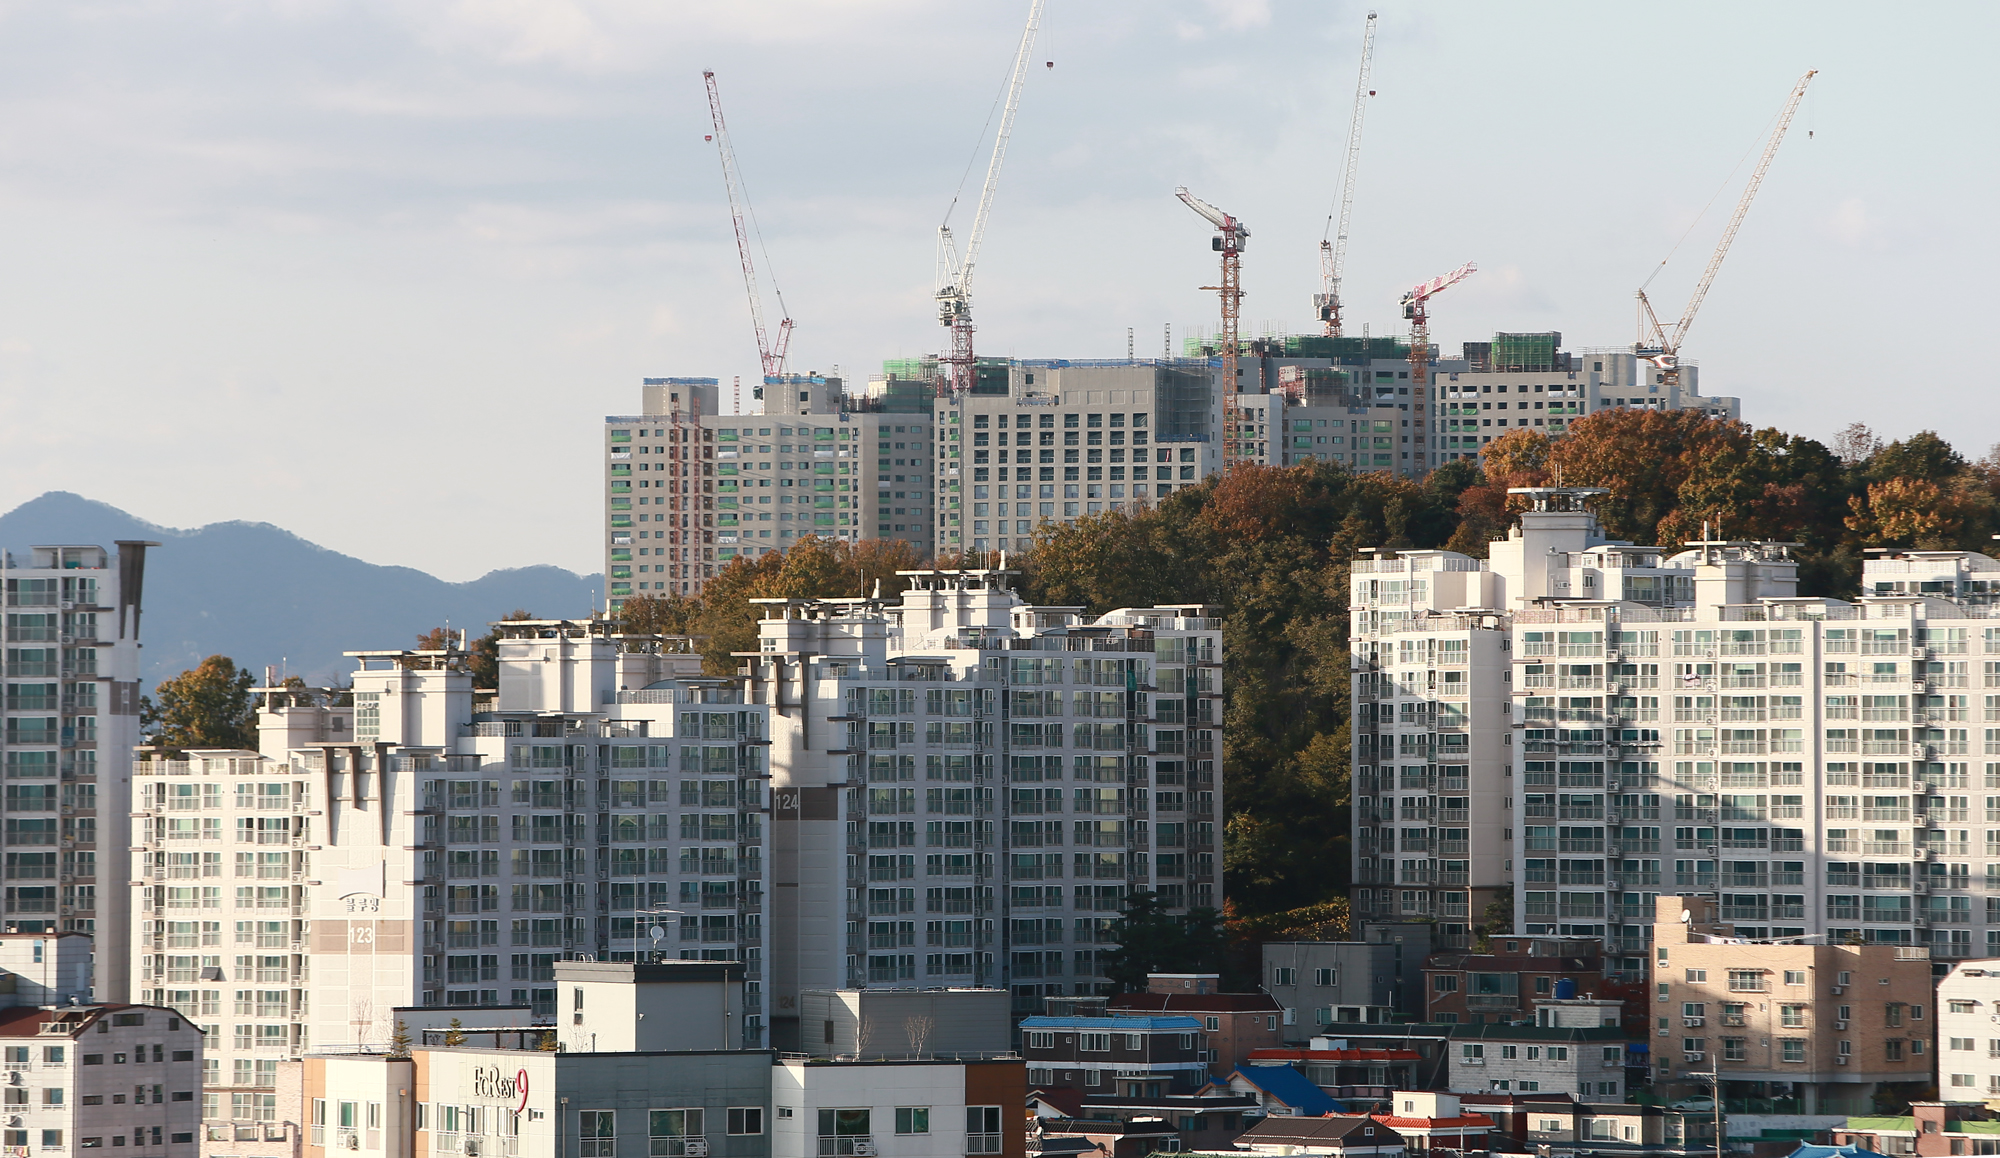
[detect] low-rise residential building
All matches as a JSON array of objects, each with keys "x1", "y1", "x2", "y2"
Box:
[
  {"x1": 1448, "y1": 997, "x2": 1627, "y2": 1099},
  {"x1": 1224, "y1": 1064, "x2": 1337, "y2": 1117},
  {"x1": 1459, "y1": 1095, "x2": 1709, "y2": 1156},
  {"x1": 1371, "y1": 1091, "x2": 1493, "y2": 1154},
  {"x1": 772, "y1": 1055, "x2": 1026, "y2": 1158},
  {"x1": 1019, "y1": 1014, "x2": 1208, "y2": 1095},
  {"x1": 1107, "y1": 973, "x2": 1282, "y2": 1079},
  {"x1": 1934, "y1": 961, "x2": 2000, "y2": 1101},
  {"x1": 1202, "y1": 1113, "x2": 1406, "y2": 1156},
  {"x1": 1830, "y1": 1102, "x2": 2000, "y2": 1156},
  {"x1": 797, "y1": 987, "x2": 1011, "y2": 1059},
  {"x1": 1422, "y1": 939, "x2": 1608, "y2": 1026},
  {"x1": 1242, "y1": 1046, "x2": 1424, "y2": 1097},
  {"x1": 304, "y1": 1045, "x2": 774, "y2": 1158},
  {"x1": 1262, "y1": 942, "x2": 1402, "y2": 1033},
  {"x1": 1653, "y1": 895, "x2": 1934, "y2": 1114},
  {"x1": 0, "y1": 1000, "x2": 205, "y2": 1156}
]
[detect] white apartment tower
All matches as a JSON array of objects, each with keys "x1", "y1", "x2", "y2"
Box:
[
  {"x1": 605, "y1": 376, "x2": 938, "y2": 608},
  {"x1": 130, "y1": 623, "x2": 771, "y2": 1153},
  {"x1": 742, "y1": 568, "x2": 1224, "y2": 1050},
  {"x1": 2, "y1": 541, "x2": 153, "y2": 1002},
  {"x1": 933, "y1": 362, "x2": 1225, "y2": 556},
  {"x1": 1352, "y1": 489, "x2": 2000, "y2": 967}
]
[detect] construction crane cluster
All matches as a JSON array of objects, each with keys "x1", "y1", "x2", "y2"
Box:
[{"x1": 698, "y1": 6, "x2": 1816, "y2": 487}]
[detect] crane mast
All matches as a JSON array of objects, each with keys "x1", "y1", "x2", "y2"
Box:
[
  {"x1": 936, "y1": 0, "x2": 1047, "y2": 398},
  {"x1": 1636, "y1": 69, "x2": 1816, "y2": 388},
  {"x1": 704, "y1": 69, "x2": 793, "y2": 393},
  {"x1": 1317, "y1": 11, "x2": 1377, "y2": 338},
  {"x1": 1402, "y1": 262, "x2": 1476, "y2": 469},
  {"x1": 1176, "y1": 187, "x2": 1250, "y2": 471}
]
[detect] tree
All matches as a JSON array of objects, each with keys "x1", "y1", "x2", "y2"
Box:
[
  {"x1": 1099, "y1": 891, "x2": 1226, "y2": 992},
  {"x1": 414, "y1": 626, "x2": 455, "y2": 651},
  {"x1": 388, "y1": 1019, "x2": 411, "y2": 1059},
  {"x1": 442, "y1": 1017, "x2": 466, "y2": 1047},
  {"x1": 616, "y1": 593, "x2": 700, "y2": 637},
  {"x1": 143, "y1": 655, "x2": 257, "y2": 752}
]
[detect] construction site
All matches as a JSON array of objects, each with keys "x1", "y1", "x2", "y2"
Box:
[{"x1": 618, "y1": 8, "x2": 1809, "y2": 591}]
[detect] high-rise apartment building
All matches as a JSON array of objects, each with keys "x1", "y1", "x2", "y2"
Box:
[
  {"x1": 740, "y1": 568, "x2": 1224, "y2": 1048},
  {"x1": 2, "y1": 541, "x2": 153, "y2": 1001},
  {"x1": 605, "y1": 377, "x2": 937, "y2": 607},
  {"x1": 1435, "y1": 340, "x2": 1740, "y2": 466},
  {"x1": 130, "y1": 622, "x2": 772, "y2": 1151},
  {"x1": 1349, "y1": 486, "x2": 2000, "y2": 967},
  {"x1": 929, "y1": 361, "x2": 1224, "y2": 556}
]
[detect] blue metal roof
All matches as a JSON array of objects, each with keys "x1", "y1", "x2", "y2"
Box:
[
  {"x1": 1231, "y1": 1065, "x2": 1338, "y2": 1115},
  {"x1": 1018, "y1": 1015, "x2": 1205, "y2": 1031}
]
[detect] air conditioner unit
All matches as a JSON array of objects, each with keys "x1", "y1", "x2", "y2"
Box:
[
  {"x1": 1683, "y1": 1052, "x2": 1705, "y2": 1063},
  {"x1": 58, "y1": 601, "x2": 73, "y2": 610},
  {"x1": 344, "y1": 1136, "x2": 360, "y2": 1151},
  {"x1": 1836, "y1": 1056, "x2": 1849, "y2": 1066},
  {"x1": 1683, "y1": 1018, "x2": 1704, "y2": 1027},
  {"x1": 459, "y1": 1141, "x2": 475, "y2": 1156},
  {"x1": 683, "y1": 1142, "x2": 710, "y2": 1158},
  {"x1": 1831, "y1": 986, "x2": 1843, "y2": 995},
  {"x1": 1835, "y1": 1021, "x2": 1848, "y2": 1031},
  {"x1": 850, "y1": 1143, "x2": 877, "y2": 1157}
]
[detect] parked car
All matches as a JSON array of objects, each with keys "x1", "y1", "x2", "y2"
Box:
[{"x1": 1670, "y1": 1097, "x2": 1717, "y2": 1112}]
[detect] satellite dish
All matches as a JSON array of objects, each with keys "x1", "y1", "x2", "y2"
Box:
[
  {"x1": 1679, "y1": 910, "x2": 1693, "y2": 924},
  {"x1": 648, "y1": 925, "x2": 666, "y2": 941}
]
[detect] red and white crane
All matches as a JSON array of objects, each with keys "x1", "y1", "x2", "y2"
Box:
[
  {"x1": 704, "y1": 69, "x2": 794, "y2": 398},
  {"x1": 935, "y1": 0, "x2": 1047, "y2": 398},
  {"x1": 1402, "y1": 262, "x2": 1475, "y2": 457},
  {"x1": 1636, "y1": 69, "x2": 1816, "y2": 390},
  {"x1": 1175, "y1": 187, "x2": 1251, "y2": 470},
  {"x1": 1316, "y1": 11, "x2": 1377, "y2": 338}
]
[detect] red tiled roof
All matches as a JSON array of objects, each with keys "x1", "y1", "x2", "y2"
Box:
[{"x1": 1371, "y1": 1114, "x2": 1494, "y2": 1130}]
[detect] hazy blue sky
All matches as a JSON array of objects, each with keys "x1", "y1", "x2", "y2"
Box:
[{"x1": 0, "y1": 1, "x2": 1992, "y2": 580}]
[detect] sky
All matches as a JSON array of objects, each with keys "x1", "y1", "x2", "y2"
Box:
[{"x1": 0, "y1": 0, "x2": 1994, "y2": 581}]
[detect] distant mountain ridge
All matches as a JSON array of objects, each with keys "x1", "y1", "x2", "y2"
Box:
[{"x1": 0, "y1": 492, "x2": 602, "y2": 687}]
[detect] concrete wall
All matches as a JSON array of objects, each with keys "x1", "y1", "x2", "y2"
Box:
[{"x1": 799, "y1": 988, "x2": 1011, "y2": 1059}]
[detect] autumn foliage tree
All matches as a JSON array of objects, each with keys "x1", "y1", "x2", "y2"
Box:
[{"x1": 142, "y1": 655, "x2": 258, "y2": 752}]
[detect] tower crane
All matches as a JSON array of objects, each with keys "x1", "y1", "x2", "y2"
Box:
[
  {"x1": 935, "y1": 0, "x2": 1047, "y2": 398},
  {"x1": 704, "y1": 69, "x2": 793, "y2": 401},
  {"x1": 1175, "y1": 187, "x2": 1250, "y2": 470},
  {"x1": 1316, "y1": 11, "x2": 1377, "y2": 338},
  {"x1": 1402, "y1": 262, "x2": 1475, "y2": 463},
  {"x1": 1636, "y1": 69, "x2": 1816, "y2": 390}
]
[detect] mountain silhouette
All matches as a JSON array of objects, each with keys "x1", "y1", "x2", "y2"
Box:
[{"x1": 0, "y1": 492, "x2": 602, "y2": 687}]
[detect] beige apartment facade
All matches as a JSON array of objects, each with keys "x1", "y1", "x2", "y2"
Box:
[{"x1": 1651, "y1": 895, "x2": 1932, "y2": 1114}]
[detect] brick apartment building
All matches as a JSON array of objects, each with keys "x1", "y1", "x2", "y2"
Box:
[{"x1": 1107, "y1": 973, "x2": 1283, "y2": 1081}]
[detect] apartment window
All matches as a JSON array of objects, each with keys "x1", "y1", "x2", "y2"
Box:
[
  {"x1": 1078, "y1": 1033, "x2": 1109, "y2": 1052},
  {"x1": 817, "y1": 1109, "x2": 871, "y2": 1157},
  {"x1": 1784, "y1": 970, "x2": 1807, "y2": 986},
  {"x1": 967, "y1": 1107, "x2": 1003, "y2": 1156},
  {"x1": 1781, "y1": 1005, "x2": 1808, "y2": 1028},
  {"x1": 1781, "y1": 1039, "x2": 1806, "y2": 1062},
  {"x1": 1953, "y1": 1038, "x2": 1977, "y2": 1052},
  {"x1": 1272, "y1": 967, "x2": 1295, "y2": 986},
  {"x1": 1684, "y1": 969, "x2": 1707, "y2": 982},
  {"x1": 1434, "y1": 975, "x2": 1459, "y2": 993},
  {"x1": 894, "y1": 1109, "x2": 929, "y2": 1135},
  {"x1": 726, "y1": 1109, "x2": 763, "y2": 1137},
  {"x1": 579, "y1": 1111, "x2": 615, "y2": 1158},
  {"x1": 648, "y1": 1109, "x2": 704, "y2": 1157},
  {"x1": 1205, "y1": 1017, "x2": 1220, "y2": 1032},
  {"x1": 1316, "y1": 968, "x2": 1337, "y2": 986},
  {"x1": 1886, "y1": 1040, "x2": 1905, "y2": 1062},
  {"x1": 1026, "y1": 1032, "x2": 1053, "y2": 1050}
]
